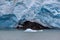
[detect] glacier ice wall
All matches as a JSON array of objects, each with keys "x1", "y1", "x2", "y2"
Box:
[{"x1": 0, "y1": 0, "x2": 60, "y2": 28}]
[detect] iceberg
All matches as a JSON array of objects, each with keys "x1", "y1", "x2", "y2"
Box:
[{"x1": 24, "y1": 28, "x2": 37, "y2": 32}]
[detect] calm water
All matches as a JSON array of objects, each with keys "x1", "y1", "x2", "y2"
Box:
[{"x1": 0, "y1": 29, "x2": 60, "y2": 40}]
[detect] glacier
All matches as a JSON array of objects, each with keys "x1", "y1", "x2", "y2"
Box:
[{"x1": 0, "y1": 0, "x2": 60, "y2": 29}]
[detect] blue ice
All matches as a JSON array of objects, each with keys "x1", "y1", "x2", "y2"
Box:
[{"x1": 0, "y1": 0, "x2": 60, "y2": 28}]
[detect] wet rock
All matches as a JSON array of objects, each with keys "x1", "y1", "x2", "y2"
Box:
[{"x1": 16, "y1": 21, "x2": 50, "y2": 30}]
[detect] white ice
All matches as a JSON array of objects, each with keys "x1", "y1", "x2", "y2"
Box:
[{"x1": 24, "y1": 28, "x2": 37, "y2": 32}]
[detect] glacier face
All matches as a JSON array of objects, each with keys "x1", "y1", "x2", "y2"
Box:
[
  {"x1": 39, "y1": 3, "x2": 60, "y2": 28},
  {"x1": 0, "y1": 0, "x2": 60, "y2": 28},
  {"x1": 0, "y1": 14, "x2": 18, "y2": 29}
]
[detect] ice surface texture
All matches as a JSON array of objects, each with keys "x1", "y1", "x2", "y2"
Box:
[
  {"x1": 0, "y1": 0, "x2": 60, "y2": 28},
  {"x1": 0, "y1": 14, "x2": 18, "y2": 29}
]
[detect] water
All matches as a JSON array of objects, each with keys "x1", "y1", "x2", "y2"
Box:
[{"x1": 0, "y1": 29, "x2": 60, "y2": 40}]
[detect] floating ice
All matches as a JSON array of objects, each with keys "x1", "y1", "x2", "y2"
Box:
[
  {"x1": 24, "y1": 28, "x2": 37, "y2": 32},
  {"x1": 39, "y1": 30, "x2": 43, "y2": 32}
]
